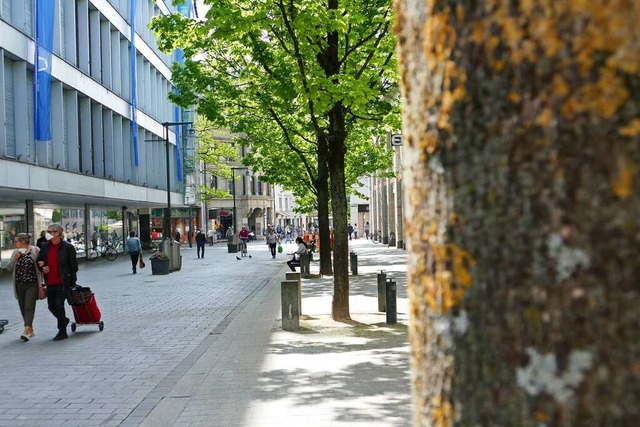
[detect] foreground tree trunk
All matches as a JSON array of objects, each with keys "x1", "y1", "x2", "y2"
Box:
[{"x1": 395, "y1": 0, "x2": 640, "y2": 425}]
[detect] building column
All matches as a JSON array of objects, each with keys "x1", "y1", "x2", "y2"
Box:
[
  {"x1": 25, "y1": 200, "x2": 35, "y2": 242},
  {"x1": 394, "y1": 145, "x2": 405, "y2": 249}
]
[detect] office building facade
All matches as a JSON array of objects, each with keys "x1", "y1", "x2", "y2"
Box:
[{"x1": 0, "y1": 0, "x2": 197, "y2": 267}]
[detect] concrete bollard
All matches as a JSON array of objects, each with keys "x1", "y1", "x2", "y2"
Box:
[
  {"x1": 377, "y1": 270, "x2": 387, "y2": 312},
  {"x1": 385, "y1": 278, "x2": 397, "y2": 325},
  {"x1": 281, "y1": 280, "x2": 301, "y2": 331},
  {"x1": 300, "y1": 253, "x2": 311, "y2": 279},
  {"x1": 285, "y1": 272, "x2": 302, "y2": 316},
  {"x1": 350, "y1": 251, "x2": 358, "y2": 275}
]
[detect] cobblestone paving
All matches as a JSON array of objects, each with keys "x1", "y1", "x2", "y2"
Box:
[{"x1": 0, "y1": 241, "x2": 283, "y2": 427}]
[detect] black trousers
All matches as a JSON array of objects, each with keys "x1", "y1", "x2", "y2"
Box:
[
  {"x1": 197, "y1": 243, "x2": 205, "y2": 257},
  {"x1": 47, "y1": 285, "x2": 68, "y2": 332},
  {"x1": 269, "y1": 243, "x2": 277, "y2": 257},
  {"x1": 129, "y1": 251, "x2": 140, "y2": 272}
]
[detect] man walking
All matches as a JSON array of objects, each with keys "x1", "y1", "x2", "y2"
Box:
[
  {"x1": 37, "y1": 222, "x2": 78, "y2": 341},
  {"x1": 195, "y1": 229, "x2": 207, "y2": 258}
]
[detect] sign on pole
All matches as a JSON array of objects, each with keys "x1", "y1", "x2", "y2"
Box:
[{"x1": 391, "y1": 134, "x2": 402, "y2": 146}]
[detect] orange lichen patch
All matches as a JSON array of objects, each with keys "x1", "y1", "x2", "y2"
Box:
[
  {"x1": 508, "y1": 91, "x2": 522, "y2": 105},
  {"x1": 612, "y1": 162, "x2": 633, "y2": 199},
  {"x1": 562, "y1": 69, "x2": 629, "y2": 119},
  {"x1": 536, "y1": 108, "x2": 553, "y2": 127},
  {"x1": 427, "y1": 243, "x2": 476, "y2": 314},
  {"x1": 619, "y1": 119, "x2": 640, "y2": 137},
  {"x1": 535, "y1": 409, "x2": 549, "y2": 422},
  {"x1": 432, "y1": 395, "x2": 453, "y2": 427}
]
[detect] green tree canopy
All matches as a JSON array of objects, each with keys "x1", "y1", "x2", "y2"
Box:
[{"x1": 151, "y1": 0, "x2": 399, "y2": 319}]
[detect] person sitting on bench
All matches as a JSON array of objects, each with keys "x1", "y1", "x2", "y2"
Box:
[{"x1": 287, "y1": 237, "x2": 308, "y2": 271}]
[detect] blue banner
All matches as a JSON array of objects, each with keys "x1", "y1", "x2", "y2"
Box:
[
  {"x1": 130, "y1": 0, "x2": 139, "y2": 166},
  {"x1": 174, "y1": 2, "x2": 190, "y2": 182},
  {"x1": 34, "y1": 0, "x2": 55, "y2": 141}
]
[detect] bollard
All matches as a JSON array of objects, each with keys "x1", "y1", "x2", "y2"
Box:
[
  {"x1": 350, "y1": 251, "x2": 358, "y2": 275},
  {"x1": 281, "y1": 280, "x2": 301, "y2": 330},
  {"x1": 377, "y1": 270, "x2": 387, "y2": 312},
  {"x1": 385, "y1": 279, "x2": 397, "y2": 324},
  {"x1": 300, "y1": 253, "x2": 311, "y2": 279},
  {"x1": 286, "y1": 272, "x2": 302, "y2": 316}
]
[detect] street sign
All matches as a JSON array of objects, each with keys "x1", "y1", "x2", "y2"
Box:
[{"x1": 391, "y1": 134, "x2": 402, "y2": 146}]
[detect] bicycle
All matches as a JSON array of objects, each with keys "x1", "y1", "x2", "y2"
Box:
[
  {"x1": 141, "y1": 241, "x2": 158, "y2": 254},
  {"x1": 87, "y1": 241, "x2": 118, "y2": 261},
  {"x1": 240, "y1": 238, "x2": 249, "y2": 257},
  {"x1": 371, "y1": 231, "x2": 382, "y2": 243}
]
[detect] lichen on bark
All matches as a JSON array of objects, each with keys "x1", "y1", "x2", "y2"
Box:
[{"x1": 395, "y1": 0, "x2": 640, "y2": 425}]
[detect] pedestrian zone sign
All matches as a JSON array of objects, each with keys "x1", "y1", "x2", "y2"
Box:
[{"x1": 391, "y1": 134, "x2": 402, "y2": 146}]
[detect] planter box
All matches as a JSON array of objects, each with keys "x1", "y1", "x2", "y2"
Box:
[{"x1": 151, "y1": 258, "x2": 170, "y2": 275}]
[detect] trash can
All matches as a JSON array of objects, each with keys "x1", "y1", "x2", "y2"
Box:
[{"x1": 171, "y1": 241, "x2": 181, "y2": 271}]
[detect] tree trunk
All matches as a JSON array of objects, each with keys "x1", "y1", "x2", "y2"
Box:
[
  {"x1": 316, "y1": 155, "x2": 333, "y2": 276},
  {"x1": 395, "y1": 1, "x2": 640, "y2": 426},
  {"x1": 328, "y1": 129, "x2": 350, "y2": 320}
]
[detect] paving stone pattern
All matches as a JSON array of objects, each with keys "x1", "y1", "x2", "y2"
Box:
[
  {"x1": 0, "y1": 242, "x2": 283, "y2": 426},
  {"x1": 0, "y1": 239, "x2": 411, "y2": 427}
]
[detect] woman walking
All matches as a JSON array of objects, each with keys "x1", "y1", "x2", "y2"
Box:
[
  {"x1": 6, "y1": 233, "x2": 44, "y2": 341},
  {"x1": 125, "y1": 231, "x2": 142, "y2": 274},
  {"x1": 266, "y1": 228, "x2": 279, "y2": 259}
]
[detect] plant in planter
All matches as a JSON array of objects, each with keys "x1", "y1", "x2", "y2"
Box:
[{"x1": 149, "y1": 251, "x2": 170, "y2": 275}]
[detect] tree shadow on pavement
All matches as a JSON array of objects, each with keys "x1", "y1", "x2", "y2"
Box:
[{"x1": 252, "y1": 322, "x2": 411, "y2": 425}]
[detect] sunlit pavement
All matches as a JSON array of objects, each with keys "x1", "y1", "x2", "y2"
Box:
[{"x1": 0, "y1": 238, "x2": 409, "y2": 426}]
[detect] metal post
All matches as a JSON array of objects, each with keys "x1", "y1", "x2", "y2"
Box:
[
  {"x1": 385, "y1": 278, "x2": 397, "y2": 324},
  {"x1": 350, "y1": 251, "x2": 358, "y2": 275},
  {"x1": 377, "y1": 270, "x2": 387, "y2": 312},
  {"x1": 232, "y1": 168, "x2": 237, "y2": 235},
  {"x1": 163, "y1": 123, "x2": 171, "y2": 247}
]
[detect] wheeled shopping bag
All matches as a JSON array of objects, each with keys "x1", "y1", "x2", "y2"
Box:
[{"x1": 67, "y1": 285, "x2": 104, "y2": 332}]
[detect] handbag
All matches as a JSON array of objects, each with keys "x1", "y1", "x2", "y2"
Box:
[
  {"x1": 38, "y1": 286, "x2": 47, "y2": 300},
  {"x1": 139, "y1": 256, "x2": 146, "y2": 269},
  {"x1": 277, "y1": 244, "x2": 283, "y2": 253}
]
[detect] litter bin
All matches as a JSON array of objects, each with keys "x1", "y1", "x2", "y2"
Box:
[{"x1": 172, "y1": 241, "x2": 182, "y2": 271}]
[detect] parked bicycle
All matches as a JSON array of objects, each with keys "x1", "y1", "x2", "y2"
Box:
[
  {"x1": 87, "y1": 241, "x2": 118, "y2": 261},
  {"x1": 141, "y1": 241, "x2": 158, "y2": 254},
  {"x1": 371, "y1": 231, "x2": 382, "y2": 243}
]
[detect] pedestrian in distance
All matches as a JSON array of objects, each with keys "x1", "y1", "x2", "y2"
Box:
[
  {"x1": 36, "y1": 230, "x2": 47, "y2": 249},
  {"x1": 125, "y1": 231, "x2": 142, "y2": 274},
  {"x1": 266, "y1": 228, "x2": 279, "y2": 259},
  {"x1": 353, "y1": 223, "x2": 358, "y2": 239},
  {"x1": 347, "y1": 223, "x2": 354, "y2": 240},
  {"x1": 195, "y1": 229, "x2": 207, "y2": 258},
  {"x1": 287, "y1": 237, "x2": 308, "y2": 272},
  {"x1": 6, "y1": 233, "x2": 44, "y2": 342},
  {"x1": 151, "y1": 229, "x2": 159, "y2": 241},
  {"x1": 37, "y1": 222, "x2": 78, "y2": 341},
  {"x1": 364, "y1": 222, "x2": 370, "y2": 239},
  {"x1": 174, "y1": 229, "x2": 181, "y2": 243}
]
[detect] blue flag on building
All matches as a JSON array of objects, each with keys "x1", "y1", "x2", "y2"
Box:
[
  {"x1": 130, "y1": 0, "x2": 139, "y2": 166},
  {"x1": 174, "y1": 2, "x2": 191, "y2": 182},
  {"x1": 34, "y1": 0, "x2": 55, "y2": 141}
]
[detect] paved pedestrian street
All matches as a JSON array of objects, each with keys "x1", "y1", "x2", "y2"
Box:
[{"x1": 0, "y1": 239, "x2": 410, "y2": 426}]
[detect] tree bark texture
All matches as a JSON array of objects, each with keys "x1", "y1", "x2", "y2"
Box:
[
  {"x1": 317, "y1": 136, "x2": 334, "y2": 276},
  {"x1": 394, "y1": 1, "x2": 640, "y2": 426}
]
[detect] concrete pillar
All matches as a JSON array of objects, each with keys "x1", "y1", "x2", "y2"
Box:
[
  {"x1": 300, "y1": 253, "x2": 311, "y2": 279},
  {"x1": 286, "y1": 272, "x2": 302, "y2": 316},
  {"x1": 281, "y1": 280, "x2": 300, "y2": 331},
  {"x1": 394, "y1": 146, "x2": 405, "y2": 249}
]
